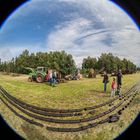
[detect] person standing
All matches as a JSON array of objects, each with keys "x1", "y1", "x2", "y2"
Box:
[
  {"x1": 110, "y1": 78, "x2": 117, "y2": 97},
  {"x1": 52, "y1": 70, "x2": 57, "y2": 86},
  {"x1": 48, "y1": 69, "x2": 53, "y2": 86},
  {"x1": 116, "y1": 69, "x2": 123, "y2": 96},
  {"x1": 103, "y1": 71, "x2": 109, "y2": 93}
]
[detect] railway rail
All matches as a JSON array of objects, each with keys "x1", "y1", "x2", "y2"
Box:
[
  {"x1": 0, "y1": 82, "x2": 139, "y2": 132},
  {"x1": 0, "y1": 83, "x2": 138, "y2": 116}
]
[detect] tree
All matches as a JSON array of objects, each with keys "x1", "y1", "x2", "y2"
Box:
[
  {"x1": 0, "y1": 51, "x2": 137, "y2": 75},
  {"x1": 82, "y1": 56, "x2": 97, "y2": 69},
  {"x1": 82, "y1": 53, "x2": 137, "y2": 74}
]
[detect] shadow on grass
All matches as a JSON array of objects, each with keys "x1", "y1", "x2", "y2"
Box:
[{"x1": 21, "y1": 122, "x2": 48, "y2": 140}]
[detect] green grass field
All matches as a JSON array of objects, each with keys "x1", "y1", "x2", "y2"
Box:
[{"x1": 0, "y1": 72, "x2": 140, "y2": 140}]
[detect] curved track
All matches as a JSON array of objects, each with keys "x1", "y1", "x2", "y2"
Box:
[
  {"x1": 0, "y1": 84, "x2": 137, "y2": 116},
  {"x1": 0, "y1": 82, "x2": 139, "y2": 132}
]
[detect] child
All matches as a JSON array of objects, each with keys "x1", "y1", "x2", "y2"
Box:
[{"x1": 111, "y1": 78, "x2": 117, "y2": 97}]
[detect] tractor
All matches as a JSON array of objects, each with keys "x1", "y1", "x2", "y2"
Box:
[
  {"x1": 26, "y1": 67, "x2": 66, "y2": 83},
  {"x1": 26, "y1": 67, "x2": 48, "y2": 83}
]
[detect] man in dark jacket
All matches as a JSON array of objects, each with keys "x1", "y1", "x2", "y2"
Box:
[
  {"x1": 116, "y1": 69, "x2": 123, "y2": 95},
  {"x1": 103, "y1": 71, "x2": 109, "y2": 93}
]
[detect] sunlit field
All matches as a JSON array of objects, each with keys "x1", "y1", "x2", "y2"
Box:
[{"x1": 0, "y1": 72, "x2": 140, "y2": 140}]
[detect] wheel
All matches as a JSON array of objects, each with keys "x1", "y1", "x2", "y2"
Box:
[
  {"x1": 28, "y1": 77, "x2": 33, "y2": 82},
  {"x1": 36, "y1": 74, "x2": 44, "y2": 83}
]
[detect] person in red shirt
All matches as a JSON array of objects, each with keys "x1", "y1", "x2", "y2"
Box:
[{"x1": 111, "y1": 78, "x2": 117, "y2": 97}]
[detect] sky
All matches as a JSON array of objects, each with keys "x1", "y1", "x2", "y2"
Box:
[{"x1": 0, "y1": 0, "x2": 140, "y2": 67}]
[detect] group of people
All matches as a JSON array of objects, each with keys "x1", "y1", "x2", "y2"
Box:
[
  {"x1": 103, "y1": 69, "x2": 122, "y2": 97},
  {"x1": 46, "y1": 69, "x2": 57, "y2": 87}
]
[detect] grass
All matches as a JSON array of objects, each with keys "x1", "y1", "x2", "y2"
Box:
[{"x1": 0, "y1": 72, "x2": 140, "y2": 140}]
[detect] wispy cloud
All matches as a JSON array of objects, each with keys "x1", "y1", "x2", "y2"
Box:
[
  {"x1": 0, "y1": 0, "x2": 140, "y2": 67},
  {"x1": 44, "y1": 0, "x2": 140, "y2": 67}
]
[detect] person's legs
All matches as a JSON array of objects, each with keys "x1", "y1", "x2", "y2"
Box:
[
  {"x1": 117, "y1": 81, "x2": 119, "y2": 91},
  {"x1": 54, "y1": 78, "x2": 56, "y2": 84},
  {"x1": 117, "y1": 82, "x2": 120, "y2": 95},
  {"x1": 119, "y1": 85, "x2": 122, "y2": 96},
  {"x1": 113, "y1": 89, "x2": 116, "y2": 96},
  {"x1": 53, "y1": 78, "x2": 56, "y2": 86},
  {"x1": 48, "y1": 78, "x2": 51, "y2": 85},
  {"x1": 111, "y1": 89, "x2": 113, "y2": 97},
  {"x1": 104, "y1": 82, "x2": 107, "y2": 92},
  {"x1": 50, "y1": 78, "x2": 53, "y2": 86}
]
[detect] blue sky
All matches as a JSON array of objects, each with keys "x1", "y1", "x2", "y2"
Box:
[{"x1": 0, "y1": 0, "x2": 140, "y2": 67}]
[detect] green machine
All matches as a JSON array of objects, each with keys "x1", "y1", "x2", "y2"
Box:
[{"x1": 27, "y1": 67, "x2": 47, "y2": 83}]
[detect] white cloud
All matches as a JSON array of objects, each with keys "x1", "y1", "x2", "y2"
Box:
[
  {"x1": 58, "y1": 0, "x2": 137, "y2": 28},
  {"x1": 0, "y1": 0, "x2": 140, "y2": 67},
  {"x1": 0, "y1": 43, "x2": 46, "y2": 62},
  {"x1": 0, "y1": 46, "x2": 25, "y2": 62},
  {"x1": 46, "y1": 0, "x2": 140, "y2": 66},
  {"x1": 46, "y1": 17, "x2": 93, "y2": 51}
]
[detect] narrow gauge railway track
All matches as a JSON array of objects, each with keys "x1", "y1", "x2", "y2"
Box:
[
  {"x1": 0, "y1": 88, "x2": 139, "y2": 132},
  {"x1": 0, "y1": 83, "x2": 138, "y2": 118},
  {"x1": 47, "y1": 91, "x2": 139, "y2": 132},
  {"x1": 0, "y1": 89, "x2": 137, "y2": 124},
  {"x1": 0, "y1": 97, "x2": 44, "y2": 127}
]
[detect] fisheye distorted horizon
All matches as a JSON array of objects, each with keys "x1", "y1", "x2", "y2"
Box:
[{"x1": 0, "y1": 0, "x2": 140, "y2": 67}]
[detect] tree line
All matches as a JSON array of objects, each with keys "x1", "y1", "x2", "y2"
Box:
[
  {"x1": 0, "y1": 50, "x2": 76, "y2": 75},
  {"x1": 0, "y1": 50, "x2": 137, "y2": 75},
  {"x1": 82, "y1": 53, "x2": 137, "y2": 74}
]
